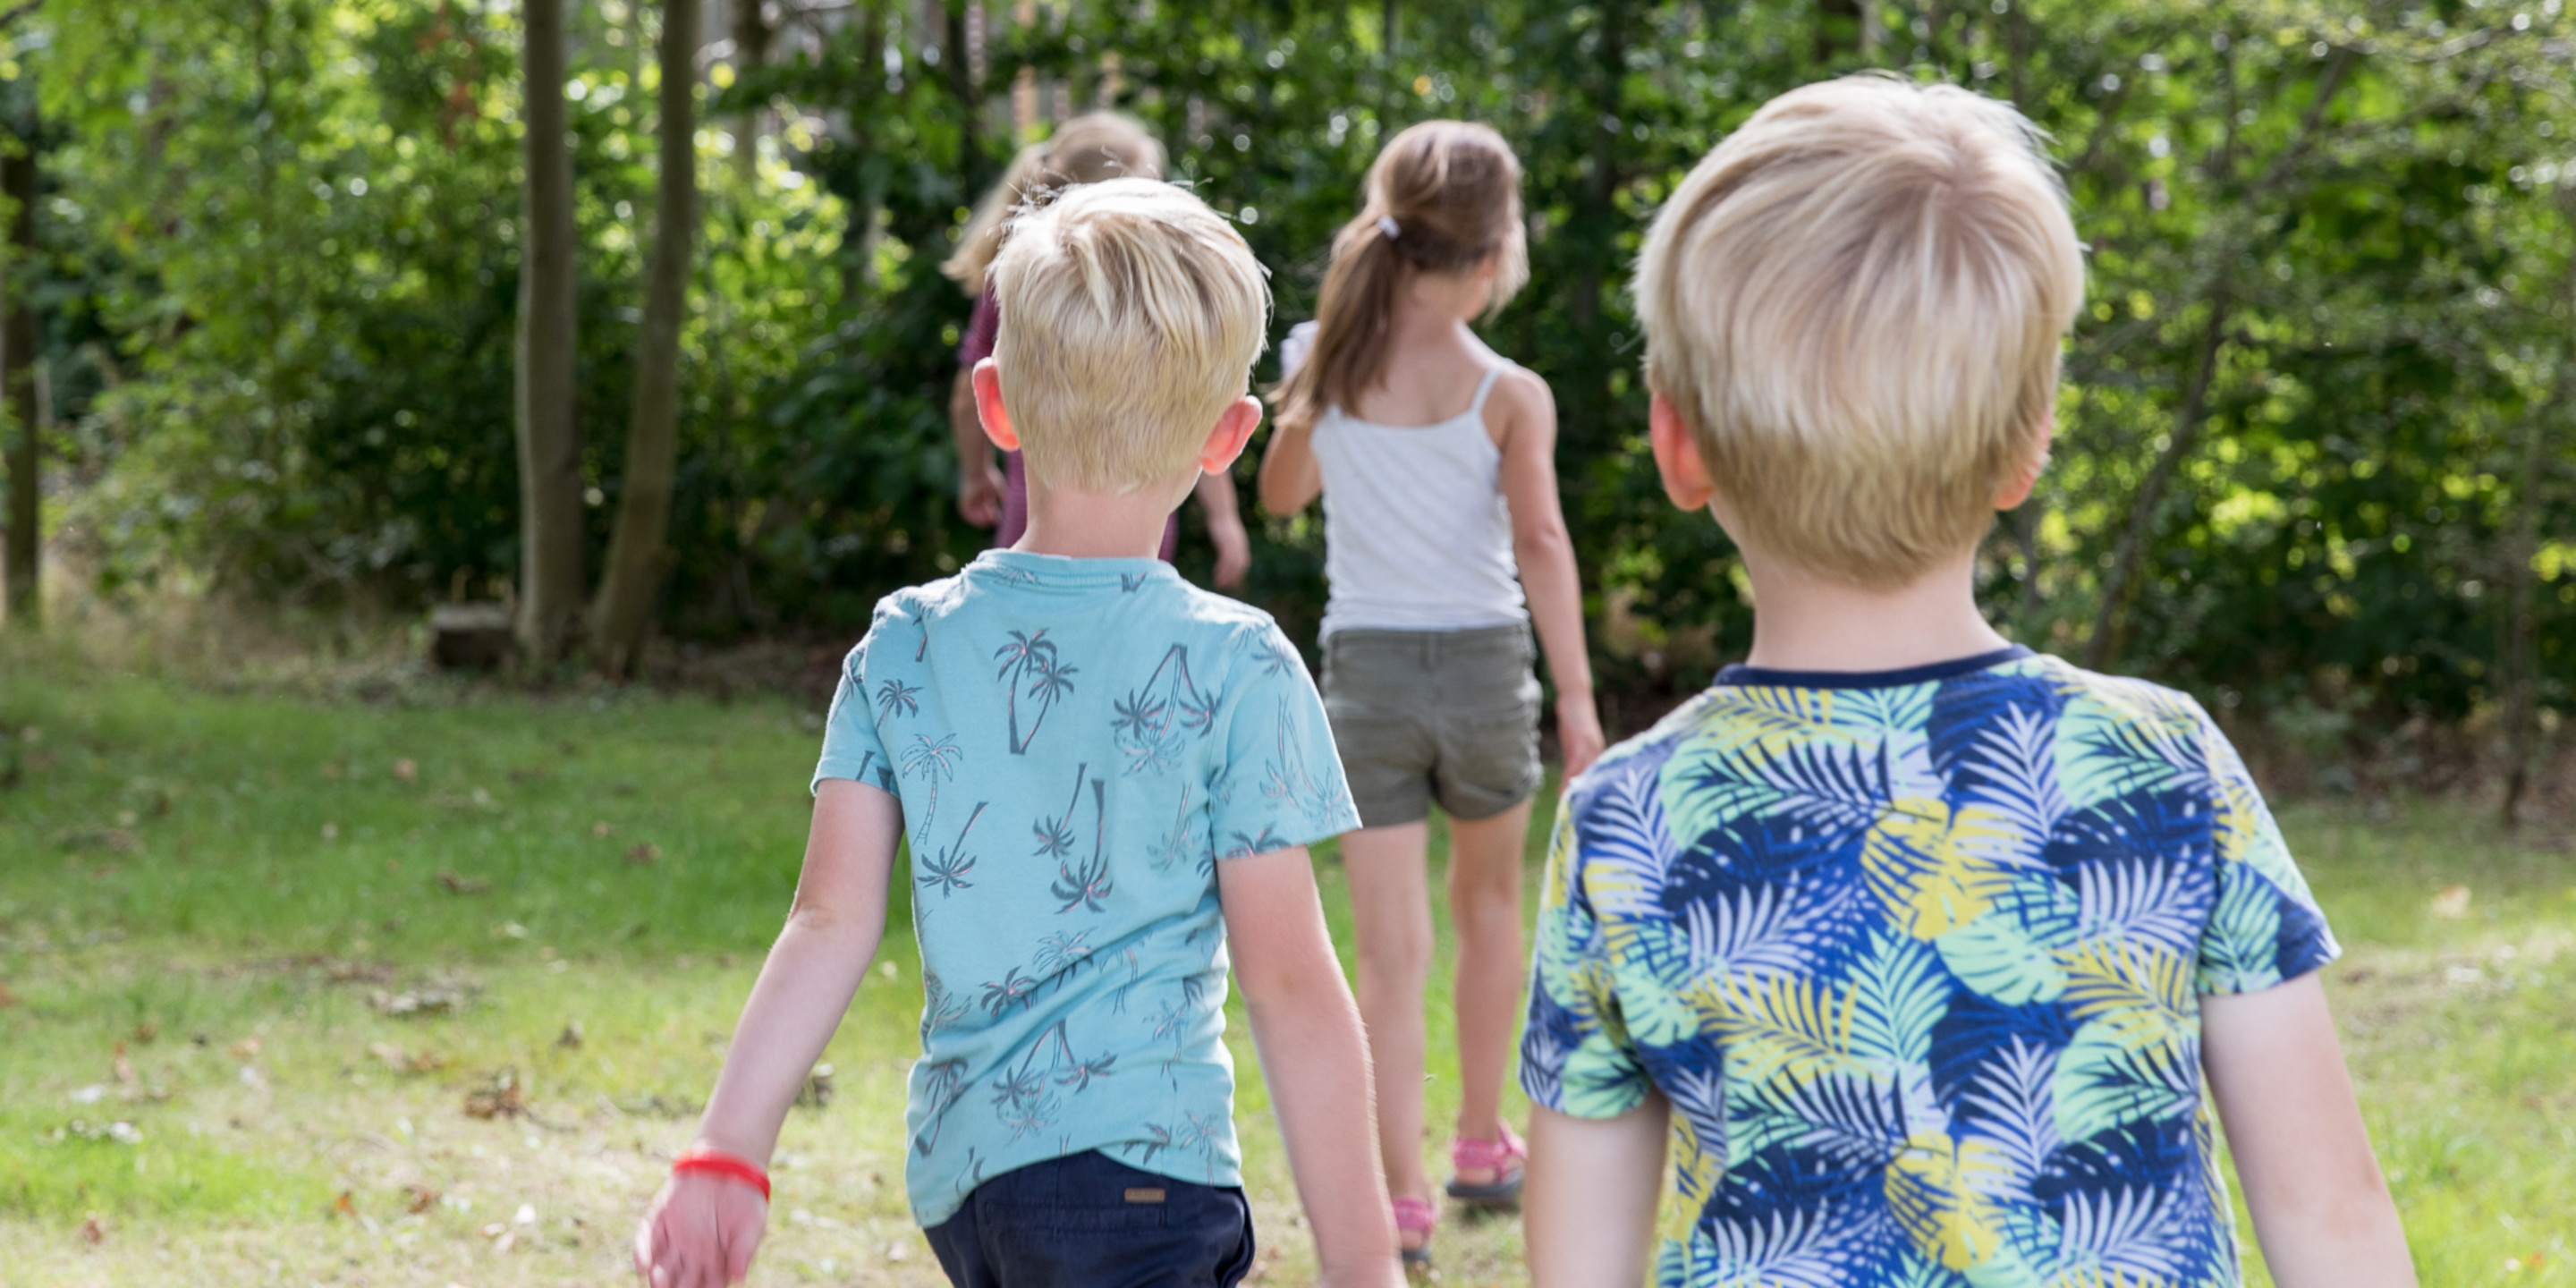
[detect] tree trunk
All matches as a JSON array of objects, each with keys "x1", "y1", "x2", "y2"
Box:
[
  {"x1": 943, "y1": 1, "x2": 982, "y2": 183},
  {"x1": 515, "y1": 0, "x2": 585, "y2": 662},
  {"x1": 2083, "y1": 290, "x2": 2231, "y2": 671},
  {"x1": 3, "y1": 107, "x2": 37, "y2": 631},
  {"x1": 731, "y1": 0, "x2": 771, "y2": 184},
  {"x1": 592, "y1": 0, "x2": 702, "y2": 679},
  {"x1": 2499, "y1": 410, "x2": 2545, "y2": 830}
]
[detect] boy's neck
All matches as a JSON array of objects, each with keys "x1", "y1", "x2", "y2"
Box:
[
  {"x1": 1737, "y1": 544, "x2": 2013, "y2": 674},
  {"x1": 1016, "y1": 471, "x2": 1193, "y2": 561}
]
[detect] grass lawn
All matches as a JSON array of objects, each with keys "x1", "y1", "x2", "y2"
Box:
[{"x1": 2, "y1": 656, "x2": 2570, "y2": 1286}]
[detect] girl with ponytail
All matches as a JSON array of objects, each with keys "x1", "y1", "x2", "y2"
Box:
[
  {"x1": 942, "y1": 113, "x2": 1250, "y2": 586},
  {"x1": 1260, "y1": 120, "x2": 1604, "y2": 1266}
]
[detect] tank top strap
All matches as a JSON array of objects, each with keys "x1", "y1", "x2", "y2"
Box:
[{"x1": 1464, "y1": 363, "x2": 1510, "y2": 420}]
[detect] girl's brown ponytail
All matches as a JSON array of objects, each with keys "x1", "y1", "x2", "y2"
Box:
[{"x1": 1274, "y1": 121, "x2": 1528, "y2": 435}]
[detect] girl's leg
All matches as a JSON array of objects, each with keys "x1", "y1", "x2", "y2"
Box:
[
  {"x1": 1341, "y1": 820, "x2": 1437, "y2": 1218},
  {"x1": 1445, "y1": 796, "x2": 1535, "y2": 1182}
]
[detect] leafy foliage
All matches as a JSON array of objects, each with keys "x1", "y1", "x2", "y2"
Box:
[{"x1": 17, "y1": 0, "x2": 2576, "y2": 729}]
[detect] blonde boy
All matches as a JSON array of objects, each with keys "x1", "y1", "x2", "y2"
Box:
[
  {"x1": 1519, "y1": 76, "x2": 2413, "y2": 1288},
  {"x1": 636, "y1": 180, "x2": 1401, "y2": 1288}
]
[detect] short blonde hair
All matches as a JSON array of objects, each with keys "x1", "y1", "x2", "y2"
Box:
[
  {"x1": 1635, "y1": 74, "x2": 2085, "y2": 585},
  {"x1": 991, "y1": 178, "x2": 1270, "y2": 493}
]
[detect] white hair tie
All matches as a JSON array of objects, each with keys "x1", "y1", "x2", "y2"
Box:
[{"x1": 1376, "y1": 215, "x2": 1401, "y2": 241}]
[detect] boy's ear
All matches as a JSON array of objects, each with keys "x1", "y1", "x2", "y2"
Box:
[
  {"x1": 1198, "y1": 395, "x2": 1263, "y2": 474},
  {"x1": 970, "y1": 358, "x2": 1021, "y2": 452},
  {"x1": 1649, "y1": 392, "x2": 1717, "y2": 513},
  {"x1": 1994, "y1": 411, "x2": 2055, "y2": 511}
]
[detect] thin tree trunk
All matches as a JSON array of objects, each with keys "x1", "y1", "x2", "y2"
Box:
[
  {"x1": 3, "y1": 106, "x2": 37, "y2": 631},
  {"x1": 516, "y1": 0, "x2": 585, "y2": 662},
  {"x1": 732, "y1": 0, "x2": 771, "y2": 184},
  {"x1": 593, "y1": 0, "x2": 702, "y2": 678},
  {"x1": 2083, "y1": 289, "x2": 2231, "y2": 671},
  {"x1": 943, "y1": 1, "x2": 982, "y2": 183},
  {"x1": 2499, "y1": 410, "x2": 2545, "y2": 830}
]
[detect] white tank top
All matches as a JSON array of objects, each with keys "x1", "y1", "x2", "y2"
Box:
[{"x1": 1308, "y1": 359, "x2": 1528, "y2": 638}]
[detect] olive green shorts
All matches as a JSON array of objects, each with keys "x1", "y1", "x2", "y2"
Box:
[{"x1": 1319, "y1": 623, "x2": 1543, "y2": 829}]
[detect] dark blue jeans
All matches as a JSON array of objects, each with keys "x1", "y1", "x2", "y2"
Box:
[{"x1": 923, "y1": 1151, "x2": 1257, "y2": 1288}]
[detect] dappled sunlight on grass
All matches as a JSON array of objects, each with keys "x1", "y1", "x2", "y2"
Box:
[{"x1": 2, "y1": 663, "x2": 2569, "y2": 1284}]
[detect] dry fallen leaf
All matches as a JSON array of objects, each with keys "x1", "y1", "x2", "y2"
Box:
[
  {"x1": 626, "y1": 843, "x2": 660, "y2": 865},
  {"x1": 0, "y1": 982, "x2": 17, "y2": 1008},
  {"x1": 591, "y1": 820, "x2": 614, "y2": 838},
  {"x1": 113, "y1": 1054, "x2": 136, "y2": 1086},
  {"x1": 403, "y1": 1184, "x2": 441, "y2": 1215},
  {"x1": 394, "y1": 758, "x2": 419, "y2": 783},
  {"x1": 229, "y1": 1037, "x2": 262, "y2": 1060},
  {"x1": 436, "y1": 871, "x2": 492, "y2": 895},
  {"x1": 2430, "y1": 885, "x2": 2472, "y2": 919},
  {"x1": 321, "y1": 821, "x2": 341, "y2": 842},
  {"x1": 131, "y1": 1021, "x2": 157, "y2": 1044},
  {"x1": 464, "y1": 1070, "x2": 527, "y2": 1120},
  {"x1": 78, "y1": 1213, "x2": 105, "y2": 1246},
  {"x1": 332, "y1": 1190, "x2": 358, "y2": 1219}
]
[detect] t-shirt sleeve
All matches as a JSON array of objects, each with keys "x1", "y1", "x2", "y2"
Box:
[
  {"x1": 811, "y1": 605, "x2": 902, "y2": 798},
  {"x1": 2192, "y1": 705, "x2": 2341, "y2": 994},
  {"x1": 1519, "y1": 797, "x2": 1650, "y2": 1118},
  {"x1": 1207, "y1": 622, "x2": 1359, "y2": 860}
]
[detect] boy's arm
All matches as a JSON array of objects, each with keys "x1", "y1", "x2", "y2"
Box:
[
  {"x1": 1218, "y1": 845, "x2": 1402, "y2": 1288},
  {"x1": 2201, "y1": 970, "x2": 2415, "y2": 1288},
  {"x1": 634, "y1": 779, "x2": 902, "y2": 1288},
  {"x1": 1526, "y1": 1100, "x2": 1668, "y2": 1288},
  {"x1": 1493, "y1": 372, "x2": 1604, "y2": 777}
]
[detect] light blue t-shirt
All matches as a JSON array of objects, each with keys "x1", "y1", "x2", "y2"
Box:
[{"x1": 814, "y1": 549, "x2": 1360, "y2": 1227}]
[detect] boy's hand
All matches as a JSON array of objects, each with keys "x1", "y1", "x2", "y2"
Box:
[
  {"x1": 633, "y1": 1171, "x2": 768, "y2": 1288},
  {"x1": 1555, "y1": 694, "x2": 1606, "y2": 780}
]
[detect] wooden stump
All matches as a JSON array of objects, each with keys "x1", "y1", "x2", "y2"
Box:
[{"x1": 429, "y1": 603, "x2": 515, "y2": 670}]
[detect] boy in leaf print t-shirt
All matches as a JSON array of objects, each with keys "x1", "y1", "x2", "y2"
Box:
[
  {"x1": 632, "y1": 180, "x2": 1402, "y2": 1288},
  {"x1": 1516, "y1": 78, "x2": 2415, "y2": 1288}
]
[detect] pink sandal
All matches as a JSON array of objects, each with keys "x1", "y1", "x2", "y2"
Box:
[
  {"x1": 1393, "y1": 1195, "x2": 1436, "y2": 1268},
  {"x1": 1445, "y1": 1122, "x2": 1527, "y2": 1208}
]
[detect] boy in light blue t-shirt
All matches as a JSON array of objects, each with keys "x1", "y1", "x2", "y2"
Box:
[{"x1": 635, "y1": 179, "x2": 1402, "y2": 1288}]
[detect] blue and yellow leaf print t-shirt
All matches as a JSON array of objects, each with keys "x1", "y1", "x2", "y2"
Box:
[
  {"x1": 815, "y1": 549, "x2": 1359, "y2": 1228},
  {"x1": 1520, "y1": 647, "x2": 2339, "y2": 1288}
]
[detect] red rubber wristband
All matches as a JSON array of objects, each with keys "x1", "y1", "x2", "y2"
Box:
[{"x1": 672, "y1": 1148, "x2": 771, "y2": 1200}]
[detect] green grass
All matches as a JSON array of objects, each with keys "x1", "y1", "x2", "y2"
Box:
[{"x1": 2, "y1": 658, "x2": 2571, "y2": 1284}]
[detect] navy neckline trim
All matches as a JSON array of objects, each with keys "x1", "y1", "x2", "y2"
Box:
[{"x1": 1715, "y1": 644, "x2": 2033, "y2": 690}]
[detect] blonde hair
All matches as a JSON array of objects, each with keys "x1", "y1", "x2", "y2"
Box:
[
  {"x1": 1635, "y1": 74, "x2": 2085, "y2": 586},
  {"x1": 1272, "y1": 121, "x2": 1529, "y2": 436},
  {"x1": 990, "y1": 178, "x2": 1271, "y2": 493},
  {"x1": 943, "y1": 113, "x2": 1166, "y2": 293}
]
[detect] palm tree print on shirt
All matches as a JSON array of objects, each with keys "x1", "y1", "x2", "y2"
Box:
[
  {"x1": 902, "y1": 733, "x2": 965, "y2": 848},
  {"x1": 1051, "y1": 776, "x2": 1114, "y2": 913},
  {"x1": 995, "y1": 629, "x2": 1078, "y2": 754},
  {"x1": 876, "y1": 677, "x2": 921, "y2": 720},
  {"x1": 1260, "y1": 695, "x2": 1350, "y2": 830},
  {"x1": 1032, "y1": 762, "x2": 1090, "y2": 862},
  {"x1": 987, "y1": 1020, "x2": 1122, "y2": 1143},
  {"x1": 1112, "y1": 644, "x2": 1220, "y2": 775},
  {"x1": 918, "y1": 801, "x2": 987, "y2": 900}
]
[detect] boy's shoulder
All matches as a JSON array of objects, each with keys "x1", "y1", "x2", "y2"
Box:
[{"x1": 1556, "y1": 649, "x2": 2234, "y2": 828}]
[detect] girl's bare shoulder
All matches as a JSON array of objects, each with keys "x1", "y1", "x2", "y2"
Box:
[{"x1": 1481, "y1": 362, "x2": 1558, "y2": 445}]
